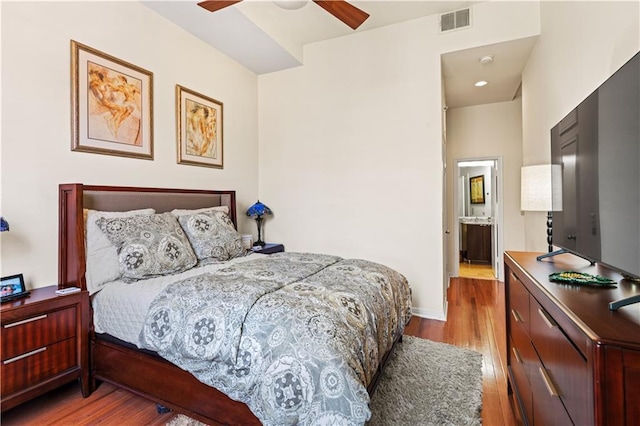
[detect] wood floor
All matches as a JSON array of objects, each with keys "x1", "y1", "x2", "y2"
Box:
[
  {"x1": 1, "y1": 277, "x2": 518, "y2": 425},
  {"x1": 459, "y1": 261, "x2": 496, "y2": 280}
]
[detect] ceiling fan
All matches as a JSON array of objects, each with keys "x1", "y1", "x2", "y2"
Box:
[{"x1": 197, "y1": 0, "x2": 370, "y2": 30}]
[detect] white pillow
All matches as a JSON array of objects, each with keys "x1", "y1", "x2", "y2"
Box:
[
  {"x1": 171, "y1": 205, "x2": 229, "y2": 216},
  {"x1": 84, "y1": 208, "x2": 155, "y2": 294}
]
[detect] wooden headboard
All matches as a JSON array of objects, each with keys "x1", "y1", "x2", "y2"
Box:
[{"x1": 58, "y1": 184, "x2": 237, "y2": 290}]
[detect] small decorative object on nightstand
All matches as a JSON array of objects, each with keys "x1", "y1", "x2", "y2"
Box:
[
  {"x1": 1, "y1": 274, "x2": 31, "y2": 303},
  {"x1": 246, "y1": 200, "x2": 273, "y2": 247},
  {"x1": 1, "y1": 285, "x2": 90, "y2": 412},
  {"x1": 252, "y1": 243, "x2": 285, "y2": 255}
]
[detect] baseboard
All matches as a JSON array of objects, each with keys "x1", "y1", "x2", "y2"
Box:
[{"x1": 411, "y1": 306, "x2": 446, "y2": 321}]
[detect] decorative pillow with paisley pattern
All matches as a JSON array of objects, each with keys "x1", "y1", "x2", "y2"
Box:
[
  {"x1": 177, "y1": 210, "x2": 245, "y2": 263},
  {"x1": 96, "y1": 212, "x2": 197, "y2": 280},
  {"x1": 84, "y1": 208, "x2": 155, "y2": 293}
]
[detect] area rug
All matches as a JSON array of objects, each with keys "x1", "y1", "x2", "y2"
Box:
[{"x1": 166, "y1": 336, "x2": 483, "y2": 425}]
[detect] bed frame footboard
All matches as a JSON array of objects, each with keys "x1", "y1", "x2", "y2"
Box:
[{"x1": 93, "y1": 338, "x2": 260, "y2": 425}]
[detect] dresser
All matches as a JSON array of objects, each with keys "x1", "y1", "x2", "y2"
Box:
[
  {"x1": 505, "y1": 251, "x2": 640, "y2": 425},
  {"x1": 1, "y1": 286, "x2": 90, "y2": 411}
]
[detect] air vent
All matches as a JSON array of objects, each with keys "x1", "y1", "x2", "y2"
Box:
[{"x1": 440, "y1": 8, "x2": 471, "y2": 33}]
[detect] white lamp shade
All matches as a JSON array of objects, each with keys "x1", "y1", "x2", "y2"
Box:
[{"x1": 521, "y1": 164, "x2": 563, "y2": 211}]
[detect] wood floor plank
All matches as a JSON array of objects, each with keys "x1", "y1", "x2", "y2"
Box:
[{"x1": 1, "y1": 277, "x2": 517, "y2": 425}]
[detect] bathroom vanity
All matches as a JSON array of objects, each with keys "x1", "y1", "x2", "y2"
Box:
[{"x1": 460, "y1": 217, "x2": 492, "y2": 263}]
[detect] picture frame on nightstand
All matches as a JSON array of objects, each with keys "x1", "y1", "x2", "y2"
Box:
[{"x1": 1, "y1": 274, "x2": 30, "y2": 303}]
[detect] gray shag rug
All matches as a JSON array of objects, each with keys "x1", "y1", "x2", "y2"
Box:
[{"x1": 167, "y1": 336, "x2": 483, "y2": 425}]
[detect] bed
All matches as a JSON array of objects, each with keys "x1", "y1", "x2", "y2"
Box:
[{"x1": 58, "y1": 183, "x2": 411, "y2": 425}]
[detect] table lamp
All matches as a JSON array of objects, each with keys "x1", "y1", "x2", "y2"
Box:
[
  {"x1": 521, "y1": 164, "x2": 562, "y2": 253},
  {"x1": 246, "y1": 201, "x2": 272, "y2": 247}
]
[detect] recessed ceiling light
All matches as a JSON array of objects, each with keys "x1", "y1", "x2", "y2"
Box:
[{"x1": 475, "y1": 80, "x2": 488, "y2": 87}]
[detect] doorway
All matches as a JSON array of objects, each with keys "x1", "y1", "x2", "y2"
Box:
[{"x1": 453, "y1": 158, "x2": 503, "y2": 281}]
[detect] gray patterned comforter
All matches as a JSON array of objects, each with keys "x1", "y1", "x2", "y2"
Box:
[{"x1": 139, "y1": 252, "x2": 411, "y2": 425}]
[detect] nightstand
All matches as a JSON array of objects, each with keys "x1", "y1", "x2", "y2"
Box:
[
  {"x1": 253, "y1": 243, "x2": 285, "y2": 254},
  {"x1": 1, "y1": 285, "x2": 89, "y2": 411}
]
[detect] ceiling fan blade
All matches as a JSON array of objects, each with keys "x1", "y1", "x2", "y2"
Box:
[
  {"x1": 313, "y1": 0, "x2": 369, "y2": 30},
  {"x1": 197, "y1": 0, "x2": 243, "y2": 13}
]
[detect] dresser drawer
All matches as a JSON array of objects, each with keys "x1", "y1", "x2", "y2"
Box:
[
  {"x1": 508, "y1": 270, "x2": 530, "y2": 336},
  {"x1": 1, "y1": 307, "x2": 76, "y2": 361},
  {"x1": 509, "y1": 337, "x2": 533, "y2": 424},
  {"x1": 530, "y1": 298, "x2": 589, "y2": 425},
  {"x1": 530, "y1": 355, "x2": 574, "y2": 426},
  {"x1": 1, "y1": 337, "x2": 77, "y2": 395}
]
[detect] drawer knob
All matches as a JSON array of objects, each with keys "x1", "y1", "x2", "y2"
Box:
[
  {"x1": 4, "y1": 314, "x2": 48, "y2": 328},
  {"x1": 537, "y1": 308, "x2": 557, "y2": 329},
  {"x1": 539, "y1": 366, "x2": 560, "y2": 397},
  {"x1": 3, "y1": 347, "x2": 47, "y2": 365}
]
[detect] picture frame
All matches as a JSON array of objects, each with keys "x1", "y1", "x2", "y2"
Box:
[
  {"x1": 71, "y1": 40, "x2": 153, "y2": 160},
  {"x1": 1, "y1": 273, "x2": 30, "y2": 303},
  {"x1": 470, "y1": 175, "x2": 485, "y2": 204},
  {"x1": 176, "y1": 84, "x2": 223, "y2": 169}
]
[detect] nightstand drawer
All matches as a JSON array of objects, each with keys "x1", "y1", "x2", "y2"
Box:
[
  {"x1": 1, "y1": 337, "x2": 77, "y2": 395},
  {"x1": 1, "y1": 307, "x2": 76, "y2": 361}
]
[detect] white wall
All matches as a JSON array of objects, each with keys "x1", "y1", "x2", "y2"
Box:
[
  {"x1": 446, "y1": 99, "x2": 526, "y2": 278},
  {"x1": 0, "y1": 2, "x2": 259, "y2": 288},
  {"x1": 258, "y1": 18, "x2": 445, "y2": 319},
  {"x1": 258, "y1": 2, "x2": 540, "y2": 319},
  {"x1": 522, "y1": 1, "x2": 640, "y2": 252}
]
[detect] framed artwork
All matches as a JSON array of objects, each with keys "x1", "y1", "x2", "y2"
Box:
[
  {"x1": 470, "y1": 175, "x2": 485, "y2": 204},
  {"x1": 71, "y1": 40, "x2": 153, "y2": 159},
  {"x1": 176, "y1": 85, "x2": 223, "y2": 169}
]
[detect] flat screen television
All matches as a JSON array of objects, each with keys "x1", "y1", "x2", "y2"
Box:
[{"x1": 550, "y1": 51, "x2": 639, "y2": 282}]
